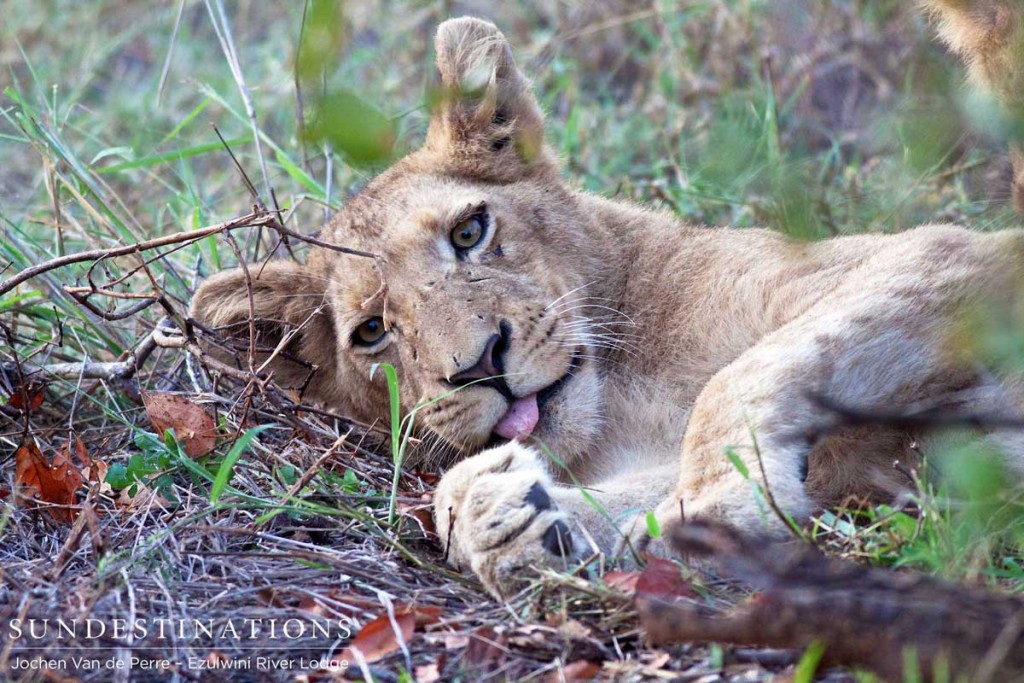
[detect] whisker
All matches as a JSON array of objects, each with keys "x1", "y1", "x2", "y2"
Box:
[{"x1": 544, "y1": 281, "x2": 597, "y2": 310}]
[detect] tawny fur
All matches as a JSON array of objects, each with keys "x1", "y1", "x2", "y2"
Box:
[
  {"x1": 192, "y1": 14, "x2": 1024, "y2": 597},
  {"x1": 918, "y1": 0, "x2": 1024, "y2": 211}
]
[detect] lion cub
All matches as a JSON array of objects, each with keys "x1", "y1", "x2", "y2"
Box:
[{"x1": 192, "y1": 9, "x2": 1024, "y2": 596}]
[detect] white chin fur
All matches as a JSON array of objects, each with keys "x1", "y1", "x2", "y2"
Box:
[{"x1": 531, "y1": 362, "x2": 603, "y2": 464}]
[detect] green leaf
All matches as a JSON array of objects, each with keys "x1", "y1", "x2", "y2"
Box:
[
  {"x1": 210, "y1": 425, "x2": 272, "y2": 503},
  {"x1": 105, "y1": 462, "x2": 131, "y2": 490},
  {"x1": 371, "y1": 362, "x2": 402, "y2": 465},
  {"x1": 371, "y1": 362, "x2": 407, "y2": 527},
  {"x1": 793, "y1": 641, "x2": 826, "y2": 683},
  {"x1": 645, "y1": 511, "x2": 662, "y2": 539},
  {"x1": 708, "y1": 644, "x2": 724, "y2": 670},
  {"x1": 278, "y1": 465, "x2": 299, "y2": 487},
  {"x1": 342, "y1": 468, "x2": 361, "y2": 494},
  {"x1": 96, "y1": 136, "x2": 252, "y2": 174},
  {"x1": 304, "y1": 89, "x2": 397, "y2": 167},
  {"x1": 725, "y1": 446, "x2": 749, "y2": 479}
]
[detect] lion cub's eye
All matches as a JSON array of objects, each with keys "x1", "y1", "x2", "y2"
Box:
[
  {"x1": 450, "y1": 211, "x2": 487, "y2": 253},
  {"x1": 353, "y1": 317, "x2": 386, "y2": 346}
]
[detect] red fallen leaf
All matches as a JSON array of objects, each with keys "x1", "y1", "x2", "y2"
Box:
[
  {"x1": 62, "y1": 435, "x2": 109, "y2": 487},
  {"x1": 635, "y1": 557, "x2": 693, "y2": 600},
  {"x1": 550, "y1": 660, "x2": 601, "y2": 681},
  {"x1": 336, "y1": 612, "x2": 416, "y2": 665},
  {"x1": 143, "y1": 392, "x2": 217, "y2": 458},
  {"x1": 205, "y1": 650, "x2": 229, "y2": 668},
  {"x1": 463, "y1": 626, "x2": 507, "y2": 674},
  {"x1": 399, "y1": 501, "x2": 438, "y2": 541},
  {"x1": 9, "y1": 381, "x2": 46, "y2": 412},
  {"x1": 296, "y1": 589, "x2": 377, "y2": 617},
  {"x1": 15, "y1": 435, "x2": 82, "y2": 524},
  {"x1": 395, "y1": 603, "x2": 444, "y2": 627},
  {"x1": 298, "y1": 591, "x2": 445, "y2": 628},
  {"x1": 298, "y1": 592, "x2": 436, "y2": 621},
  {"x1": 298, "y1": 594, "x2": 332, "y2": 617},
  {"x1": 258, "y1": 588, "x2": 288, "y2": 608},
  {"x1": 603, "y1": 570, "x2": 641, "y2": 593},
  {"x1": 408, "y1": 470, "x2": 441, "y2": 487}
]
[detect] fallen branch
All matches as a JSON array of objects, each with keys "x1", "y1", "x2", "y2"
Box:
[
  {"x1": 2, "y1": 333, "x2": 158, "y2": 385},
  {"x1": 638, "y1": 520, "x2": 1024, "y2": 681}
]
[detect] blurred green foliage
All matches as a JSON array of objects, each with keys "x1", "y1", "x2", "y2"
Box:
[{"x1": 297, "y1": 0, "x2": 397, "y2": 166}]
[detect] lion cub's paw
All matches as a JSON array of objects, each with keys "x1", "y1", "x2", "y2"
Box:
[{"x1": 433, "y1": 442, "x2": 583, "y2": 598}]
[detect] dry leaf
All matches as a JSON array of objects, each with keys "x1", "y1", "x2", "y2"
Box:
[
  {"x1": 443, "y1": 633, "x2": 469, "y2": 650},
  {"x1": 408, "y1": 470, "x2": 441, "y2": 487},
  {"x1": 115, "y1": 482, "x2": 170, "y2": 511},
  {"x1": 204, "y1": 650, "x2": 229, "y2": 668},
  {"x1": 642, "y1": 651, "x2": 672, "y2": 670},
  {"x1": 15, "y1": 435, "x2": 81, "y2": 523},
  {"x1": 338, "y1": 612, "x2": 416, "y2": 665},
  {"x1": 298, "y1": 594, "x2": 331, "y2": 618},
  {"x1": 559, "y1": 619, "x2": 592, "y2": 640},
  {"x1": 603, "y1": 570, "x2": 641, "y2": 593},
  {"x1": 143, "y1": 391, "x2": 217, "y2": 458},
  {"x1": 395, "y1": 603, "x2": 444, "y2": 627},
  {"x1": 463, "y1": 627, "x2": 507, "y2": 674},
  {"x1": 257, "y1": 587, "x2": 288, "y2": 608},
  {"x1": 399, "y1": 501, "x2": 438, "y2": 541},
  {"x1": 414, "y1": 662, "x2": 441, "y2": 683},
  {"x1": 9, "y1": 381, "x2": 46, "y2": 411},
  {"x1": 551, "y1": 660, "x2": 601, "y2": 681},
  {"x1": 62, "y1": 435, "x2": 111, "y2": 493},
  {"x1": 635, "y1": 556, "x2": 692, "y2": 600}
]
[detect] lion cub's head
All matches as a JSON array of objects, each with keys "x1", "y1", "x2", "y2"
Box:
[{"x1": 191, "y1": 18, "x2": 619, "y2": 463}]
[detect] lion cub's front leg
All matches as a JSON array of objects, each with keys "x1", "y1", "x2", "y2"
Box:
[{"x1": 433, "y1": 442, "x2": 585, "y2": 598}]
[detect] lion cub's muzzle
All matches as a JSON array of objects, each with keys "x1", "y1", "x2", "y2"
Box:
[
  {"x1": 448, "y1": 320, "x2": 514, "y2": 399},
  {"x1": 446, "y1": 320, "x2": 542, "y2": 441}
]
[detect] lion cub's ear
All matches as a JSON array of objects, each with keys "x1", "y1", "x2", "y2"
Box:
[
  {"x1": 189, "y1": 261, "x2": 336, "y2": 397},
  {"x1": 423, "y1": 17, "x2": 552, "y2": 180}
]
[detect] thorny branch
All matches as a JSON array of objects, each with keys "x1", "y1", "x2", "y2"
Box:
[
  {"x1": 1, "y1": 204, "x2": 388, "y2": 427},
  {"x1": 0, "y1": 206, "x2": 380, "y2": 298}
]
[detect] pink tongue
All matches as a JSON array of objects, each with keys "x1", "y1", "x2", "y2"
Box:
[{"x1": 494, "y1": 393, "x2": 539, "y2": 440}]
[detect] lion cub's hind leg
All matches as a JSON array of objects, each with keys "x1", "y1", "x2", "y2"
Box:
[
  {"x1": 917, "y1": 377, "x2": 1024, "y2": 479},
  {"x1": 657, "y1": 294, "x2": 987, "y2": 541}
]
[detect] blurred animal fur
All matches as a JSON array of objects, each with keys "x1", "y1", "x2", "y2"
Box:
[{"x1": 919, "y1": 0, "x2": 1024, "y2": 211}]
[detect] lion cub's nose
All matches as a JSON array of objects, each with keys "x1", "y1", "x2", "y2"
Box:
[{"x1": 450, "y1": 321, "x2": 512, "y2": 392}]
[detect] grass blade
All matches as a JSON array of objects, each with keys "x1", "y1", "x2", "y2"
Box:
[{"x1": 210, "y1": 425, "x2": 273, "y2": 503}]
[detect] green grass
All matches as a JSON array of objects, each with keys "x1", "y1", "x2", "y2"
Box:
[{"x1": 813, "y1": 432, "x2": 1024, "y2": 587}]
